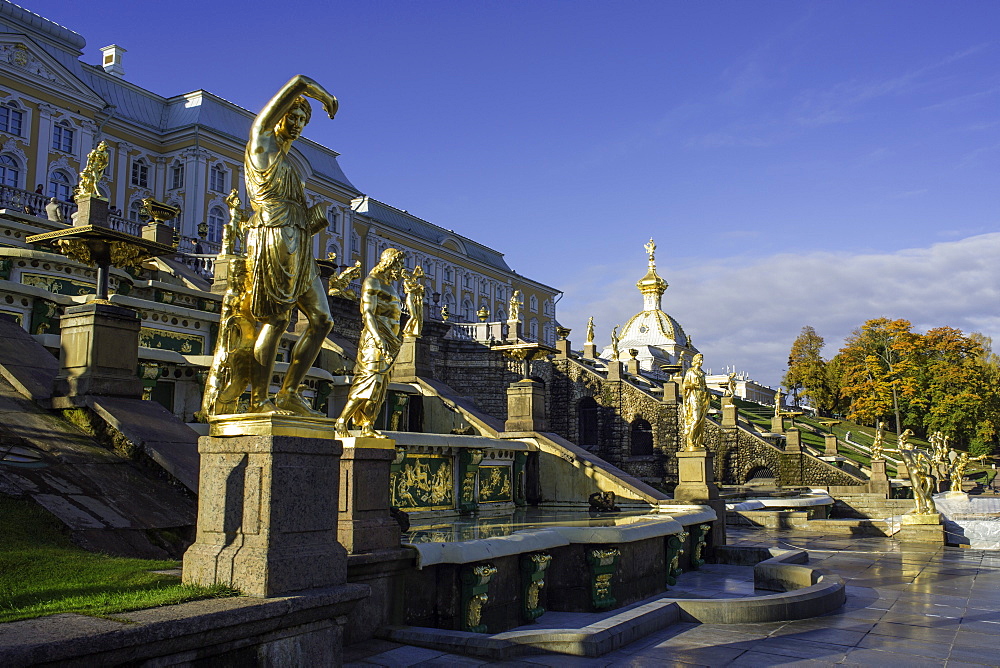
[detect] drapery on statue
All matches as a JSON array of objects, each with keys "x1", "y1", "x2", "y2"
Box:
[
  {"x1": 203, "y1": 75, "x2": 338, "y2": 418},
  {"x1": 871, "y1": 421, "x2": 886, "y2": 460},
  {"x1": 681, "y1": 353, "x2": 709, "y2": 451},
  {"x1": 402, "y1": 265, "x2": 425, "y2": 337},
  {"x1": 773, "y1": 387, "x2": 784, "y2": 416},
  {"x1": 586, "y1": 316, "x2": 595, "y2": 344},
  {"x1": 899, "y1": 446, "x2": 937, "y2": 515},
  {"x1": 335, "y1": 248, "x2": 406, "y2": 438},
  {"x1": 610, "y1": 325, "x2": 620, "y2": 360},
  {"x1": 725, "y1": 371, "x2": 736, "y2": 397},
  {"x1": 76, "y1": 141, "x2": 110, "y2": 200}
]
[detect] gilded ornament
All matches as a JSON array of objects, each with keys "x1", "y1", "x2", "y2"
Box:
[
  {"x1": 326, "y1": 254, "x2": 362, "y2": 300},
  {"x1": 222, "y1": 188, "x2": 247, "y2": 255},
  {"x1": 898, "y1": 445, "x2": 937, "y2": 515},
  {"x1": 870, "y1": 421, "x2": 885, "y2": 460},
  {"x1": 402, "y1": 265, "x2": 426, "y2": 337},
  {"x1": 948, "y1": 450, "x2": 987, "y2": 493},
  {"x1": 610, "y1": 325, "x2": 620, "y2": 361},
  {"x1": 508, "y1": 290, "x2": 521, "y2": 322},
  {"x1": 202, "y1": 258, "x2": 255, "y2": 416},
  {"x1": 586, "y1": 316, "x2": 595, "y2": 344},
  {"x1": 335, "y1": 247, "x2": 406, "y2": 438}
]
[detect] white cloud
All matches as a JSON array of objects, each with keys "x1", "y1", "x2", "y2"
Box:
[{"x1": 558, "y1": 233, "x2": 1000, "y2": 389}]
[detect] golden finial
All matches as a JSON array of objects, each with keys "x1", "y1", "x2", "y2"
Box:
[{"x1": 644, "y1": 238, "x2": 656, "y2": 265}]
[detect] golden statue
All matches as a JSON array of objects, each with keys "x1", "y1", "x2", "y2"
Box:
[
  {"x1": 681, "y1": 353, "x2": 709, "y2": 451},
  {"x1": 240, "y1": 75, "x2": 338, "y2": 417},
  {"x1": 948, "y1": 451, "x2": 987, "y2": 493},
  {"x1": 335, "y1": 248, "x2": 406, "y2": 438},
  {"x1": 774, "y1": 387, "x2": 784, "y2": 417},
  {"x1": 644, "y1": 237, "x2": 656, "y2": 263},
  {"x1": 871, "y1": 421, "x2": 885, "y2": 460},
  {"x1": 327, "y1": 253, "x2": 362, "y2": 300},
  {"x1": 586, "y1": 316, "x2": 595, "y2": 344},
  {"x1": 222, "y1": 188, "x2": 247, "y2": 256},
  {"x1": 610, "y1": 325, "x2": 620, "y2": 361},
  {"x1": 201, "y1": 258, "x2": 254, "y2": 415},
  {"x1": 899, "y1": 446, "x2": 937, "y2": 515},
  {"x1": 402, "y1": 265, "x2": 425, "y2": 337},
  {"x1": 509, "y1": 290, "x2": 521, "y2": 322},
  {"x1": 898, "y1": 427, "x2": 914, "y2": 450},
  {"x1": 440, "y1": 304, "x2": 450, "y2": 321},
  {"x1": 76, "y1": 141, "x2": 109, "y2": 200},
  {"x1": 724, "y1": 371, "x2": 736, "y2": 398}
]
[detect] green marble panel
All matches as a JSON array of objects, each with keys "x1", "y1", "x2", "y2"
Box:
[
  {"x1": 392, "y1": 454, "x2": 454, "y2": 511},
  {"x1": 478, "y1": 464, "x2": 512, "y2": 504},
  {"x1": 139, "y1": 327, "x2": 205, "y2": 355},
  {"x1": 20, "y1": 272, "x2": 93, "y2": 296}
]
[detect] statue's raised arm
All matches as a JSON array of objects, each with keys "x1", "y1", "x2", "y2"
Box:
[{"x1": 248, "y1": 75, "x2": 338, "y2": 170}]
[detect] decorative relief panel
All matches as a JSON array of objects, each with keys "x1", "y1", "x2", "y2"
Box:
[{"x1": 391, "y1": 454, "x2": 455, "y2": 511}]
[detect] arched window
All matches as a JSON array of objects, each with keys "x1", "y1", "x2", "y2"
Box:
[
  {"x1": 51, "y1": 120, "x2": 74, "y2": 153},
  {"x1": 630, "y1": 418, "x2": 654, "y2": 456},
  {"x1": 0, "y1": 102, "x2": 24, "y2": 136},
  {"x1": 496, "y1": 308, "x2": 506, "y2": 321},
  {"x1": 529, "y1": 318, "x2": 539, "y2": 342},
  {"x1": 443, "y1": 267, "x2": 452, "y2": 283},
  {"x1": 170, "y1": 162, "x2": 184, "y2": 190},
  {"x1": 326, "y1": 242, "x2": 341, "y2": 261},
  {"x1": 529, "y1": 295, "x2": 539, "y2": 313},
  {"x1": 128, "y1": 199, "x2": 144, "y2": 223},
  {"x1": 209, "y1": 164, "x2": 227, "y2": 192},
  {"x1": 578, "y1": 397, "x2": 599, "y2": 447},
  {"x1": 207, "y1": 207, "x2": 225, "y2": 243},
  {"x1": 461, "y1": 299, "x2": 474, "y2": 322},
  {"x1": 327, "y1": 207, "x2": 340, "y2": 233},
  {"x1": 130, "y1": 158, "x2": 148, "y2": 187},
  {"x1": 48, "y1": 170, "x2": 73, "y2": 201},
  {"x1": 0, "y1": 155, "x2": 21, "y2": 188},
  {"x1": 443, "y1": 292, "x2": 455, "y2": 308}
]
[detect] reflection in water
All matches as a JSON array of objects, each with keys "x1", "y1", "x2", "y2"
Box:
[{"x1": 402, "y1": 508, "x2": 657, "y2": 544}]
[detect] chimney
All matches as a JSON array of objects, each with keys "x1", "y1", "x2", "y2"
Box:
[{"x1": 99, "y1": 45, "x2": 126, "y2": 78}]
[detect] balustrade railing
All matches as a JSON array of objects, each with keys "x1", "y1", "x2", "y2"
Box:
[{"x1": 0, "y1": 184, "x2": 72, "y2": 222}]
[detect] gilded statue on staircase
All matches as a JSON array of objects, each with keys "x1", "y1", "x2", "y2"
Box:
[
  {"x1": 681, "y1": 353, "x2": 709, "y2": 451},
  {"x1": 335, "y1": 248, "x2": 406, "y2": 438},
  {"x1": 202, "y1": 75, "x2": 338, "y2": 418},
  {"x1": 76, "y1": 141, "x2": 109, "y2": 200}
]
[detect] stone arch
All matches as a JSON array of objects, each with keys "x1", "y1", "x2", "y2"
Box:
[
  {"x1": 745, "y1": 465, "x2": 776, "y2": 484},
  {"x1": 577, "y1": 396, "x2": 599, "y2": 448},
  {"x1": 630, "y1": 417, "x2": 654, "y2": 456}
]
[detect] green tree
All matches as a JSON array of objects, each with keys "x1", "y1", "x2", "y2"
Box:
[{"x1": 784, "y1": 326, "x2": 837, "y2": 413}]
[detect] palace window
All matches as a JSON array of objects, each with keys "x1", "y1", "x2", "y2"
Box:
[
  {"x1": 443, "y1": 267, "x2": 453, "y2": 283},
  {"x1": 128, "y1": 199, "x2": 143, "y2": 222},
  {"x1": 529, "y1": 295, "x2": 538, "y2": 313},
  {"x1": 51, "y1": 121, "x2": 74, "y2": 153},
  {"x1": 0, "y1": 155, "x2": 20, "y2": 188},
  {"x1": 529, "y1": 318, "x2": 539, "y2": 342},
  {"x1": 47, "y1": 170, "x2": 73, "y2": 201},
  {"x1": 209, "y1": 164, "x2": 227, "y2": 192},
  {"x1": 0, "y1": 103, "x2": 23, "y2": 136},
  {"x1": 207, "y1": 207, "x2": 225, "y2": 244},
  {"x1": 170, "y1": 162, "x2": 184, "y2": 190},
  {"x1": 462, "y1": 299, "x2": 474, "y2": 322},
  {"x1": 327, "y1": 207, "x2": 339, "y2": 233},
  {"x1": 131, "y1": 159, "x2": 148, "y2": 187}
]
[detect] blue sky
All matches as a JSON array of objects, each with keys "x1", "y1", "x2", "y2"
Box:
[{"x1": 23, "y1": 0, "x2": 1000, "y2": 389}]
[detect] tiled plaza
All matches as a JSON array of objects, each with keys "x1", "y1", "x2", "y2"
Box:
[{"x1": 347, "y1": 529, "x2": 1000, "y2": 667}]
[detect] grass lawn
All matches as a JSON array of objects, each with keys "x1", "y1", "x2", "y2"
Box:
[{"x1": 0, "y1": 495, "x2": 236, "y2": 623}]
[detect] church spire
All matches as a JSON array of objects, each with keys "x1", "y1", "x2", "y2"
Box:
[{"x1": 636, "y1": 237, "x2": 668, "y2": 311}]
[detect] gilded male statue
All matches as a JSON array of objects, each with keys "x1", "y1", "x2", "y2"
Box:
[
  {"x1": 244, "y1": 75, "x2": 338, "y2": 416},
  {"x1": 335, "y1": 248, "x2": 406, "y2": 438},
  {"x1": 402, "y1": 265, "x2": 425, "y2": 337},
  {"x1": 586, "y1": 316, "x2": 595, "y2": 344},
  {"x1": 681, "y1": 353, "x2": 709, "y2": 451},
  {"x1": 76, "y1": 140, "x2": 109, "y2": 200},
  {"x1": 899, "y1": 446, "x2": 937, "y2": 515},
  {"x1": 871, "y1": 421, "x2": 885, "y2": 460}
]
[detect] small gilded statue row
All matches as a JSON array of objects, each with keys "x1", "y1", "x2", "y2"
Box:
[{"x1": 201, "y1": 76, "x2": 424, "y2": 439}]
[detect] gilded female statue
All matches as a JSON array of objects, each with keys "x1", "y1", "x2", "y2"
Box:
[
  {"x1": 681, "y1": 353, "x2": 709, "y2": 451},
  {"x1": 871, "y1": 421, "x2": 885, "y2": 460},
  {"x1": 335, "y1": 248, "x2": 406, "y2": 438},
  {"x1": 402, "y1": 265, "x2": 425, "y2": 337},
  {"x1": 243, "y1": 75, "x2": 338, "y2": 416},
  {"x1": 76, "y1": 141, "x2": 109, "y2": 200}
]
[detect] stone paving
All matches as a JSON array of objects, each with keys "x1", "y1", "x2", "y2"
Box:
[{"x1": 345, "y1": 528, "x2": 1000, "y2": 667}]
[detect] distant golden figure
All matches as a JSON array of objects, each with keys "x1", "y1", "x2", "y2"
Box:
[
  {"x1": 610, "y1": 325, "x2": 620, "y2": 361},
  {"x1": 222, "y1": 188, "x2": 246, "y2": 255},
  {"x1": 682, "y1": 353, "x2": 709, "y2": 451},
  {"x1": 948, "y1": 451, "x2": 987, "y2": 493},
  {"x1": 899, "y1": 446, "x2": 937, "y2": 515},
  {"x1": 402, "y1": 265, "x2": 425, "y2": 337},
  {"x1": 243, "y1": 75, "x2": 338, "y2": 416},
  {"x1": 586, "y1": 316, "x2": 595, "y2": 344},
  {"x1": 871, "y1": 421, "x2": 886, "y2": 460},
  {"x1": 335, "y1": 248, "x2": 406, "y2": 438},
  {"x1": 76, "y1": 140, "x2": 109, "y2": 200},
  {"x1": 509, "y1": 290, "x2": 521, "y2": 322}
]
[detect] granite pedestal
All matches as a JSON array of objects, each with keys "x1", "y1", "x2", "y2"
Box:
[
  {"x1": 504, "y1": 379, "x2": 547, "y2": 432},
  {"x1": 338, "y1": 436, "x2": 401, "y2": 554},
  {"x1": 898, "y1": 512, "x2": 945, "y2": 544},
  {"x1": 672, "y1": 449, "x2": 726, "y2": 547},
  {"x1": 53, "y1": 302, "x2": 142, "y2": 405}
]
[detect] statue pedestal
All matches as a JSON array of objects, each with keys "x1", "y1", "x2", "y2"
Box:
[
  {"x1": 660, "y1": 381, "x2": 678, "y2": 405},
  {"x1": 182, "y1": 428, "x2": 346, "y2": 597},
  {"x1": 582, "y1": 343, "x2": 598, "y2": 359},
  {"x1": 142, "y1": 221, "x2": 175, "y2": 248},
  {"x1": 392, "y1": 335, "x2": 432, "y2": 382},
  {"x1": 626, "y1": 358, "x2": 640, "y2": 375},
  {"x1": 504, "y1": 379, "x2": 547, "y2": 433},
  {"x1": 53, "y1": 302, "x2": 142, "y2": 406},
  {"x1": 770, "y1": 415, "x2": 784, "y2": 434},
  {"x1": 721, "y1": 403, "x2": 737, "y2": 428},
  {"x1": 338, "y1": 436, "x2": 400, "y2": 554},
  {"x1": 672, "y1": 450, "x2": 726, "y2": 547},
  {"x1": 673, "y1": 450, "x2": 720, "y2": 504},
  {"x1": 898, "y1": 512, "x2": 945, "y2": 544},
  {"x1": 784, "y1": 428, "x2": 801, "y2": 452},
  {"x1": 555, "y1": 338, "x2": 571, "y2": 359},
  {"x1": 209, "y1": 254, "x2": 242, "y2": 295},
  {"x1": 940, "y1": 490, "x2": 969, "y2": 502},
  {"x1": 606, "y1": 360, "x2": 622, "y2": 381},
  {"x1": 868, "y1": 459, "x2": 890, "y2": 497},
  {"x1": 824, "y1": 434, "x2": 839, "y2": 456}
]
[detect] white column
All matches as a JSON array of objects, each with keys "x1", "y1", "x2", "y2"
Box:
[
  {"x1": 33, "y1": 103, "x2": 57, "y2": 188},
  {"x1": 114, "y1": 141, "x2": 132, "y2": 212}
]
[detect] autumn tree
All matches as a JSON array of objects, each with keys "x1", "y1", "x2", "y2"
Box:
[
  {"x1": 784, "y1": 326, "x2": 837, "y2": 413},
  {"x1": 835, "y1": 318, "x2": 921, "y2": 434}
]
